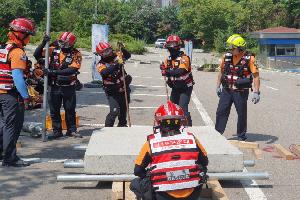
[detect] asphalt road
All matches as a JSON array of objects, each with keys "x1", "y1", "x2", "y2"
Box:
[{"x1": 0, "y1": 47, "x2": 299, "y2": 200}]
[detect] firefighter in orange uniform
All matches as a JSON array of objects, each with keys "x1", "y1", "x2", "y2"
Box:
[
  {"x1": 215, "y1": 34, "x2": 261, "y2": 141},
  {"x1": 130, "y1": 101, "x2": 208, "y2": 200},
  {"x1": 160, "y1": 35, "x2": 194, "y2": 126},
  {"x1": 34, "y1": 32, "x2": 82, "y2": 139},
  {"x1": 96, "y1": 42, "x2": 131, "y2": 127},
  {"x1": 0, "y1": 18, "x2": 35, "y2": 167}
]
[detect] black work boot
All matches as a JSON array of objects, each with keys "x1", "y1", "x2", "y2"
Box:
[
  {"x1": 66, "y1": 131, "x2": 82, "y2": 138},
  {"x1": 2, "y1": 159, "x2": 30, "y2": 167},
  {"x1": 48, "y1": 132, "x2": 64, "y2": 140}
]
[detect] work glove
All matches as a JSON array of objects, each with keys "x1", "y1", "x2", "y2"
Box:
[
  {"x1": 42, "y1": 68, "x2": 56, "y2": 76},
  {"x1": 42, "y1": 35, "x2": 51, "y2": 46},
  {"x1": 160, "y1": 62, "x2": 167, "y2": 76},
  {"x1": 23, "y1": 97, "x2": 33, "y2": 110},
  {"x1": 117, "y1": 41, "x2": 125, "y2": 49},
  {"x1": 252, "y1": 91, "x2": 260, "y2": 104},
  {"x1": 216, "y1": 86, "x2": 222, "y2": 97}
]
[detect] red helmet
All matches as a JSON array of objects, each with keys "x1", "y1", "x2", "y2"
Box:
[
  {"x1": 58, "y1": 32, "x2": 76, "y2": 48},
  {"x1": 165, "y1": 35, "x2": 181, "y2": 48},
  {"x1": 154, "y1": 101, "x2": 186, "y2": 127},
  {"x1": 9, "y1": 18, "x2": 36, "y2": 35},
  {"x1": 95, "y1": 41, "x2": 113, "y2": 57}
]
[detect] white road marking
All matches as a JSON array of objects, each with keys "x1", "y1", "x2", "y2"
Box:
[
  {"x1": 265, "y1": 85, "x2": 279, "y2": 90},
  {"x1": 190, "y1": 92, "x2": 268, "y2": 199},
  {"x1": 81, "y1": 123, "x2": 149, "y2": 127},
  {"x1": 131, "y1": 84, "x2": 164, "y2": 88},
  {"x1": 241, "y1": 168, "x2": 268, "y2": 200},
  {"x1": 132, "y1": 75, "x2": 163, "y2": 80},
  {"x1": 77, "y1": 104, "x2": 157, "y2": 109},
  {"x1": 191, "y1": 91, "x2": 214, "y2": 126},
  {"x1": 80, "y1": 71, "x2": 90, "y2": 74},
  {"x1": 77, "y1": 90, "x2": 166, "y2": 97}
]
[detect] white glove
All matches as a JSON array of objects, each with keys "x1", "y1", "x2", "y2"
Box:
[{"x1": 252, "y1": 91, "x2": 260, "y2": 104}]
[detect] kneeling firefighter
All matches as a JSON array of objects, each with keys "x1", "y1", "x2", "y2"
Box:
[
  {"x1": 34, "y1": 32, "x2": 82, "y2": 139},
  {"x1": 96, "y1": 41, "x2": 132, "y2": 127},
  {"x1": 130, "y1": 101, "x2": 208, "y2": 200},
  {"x1": 160, "y1": 35, "x2": 194, "y2": 126}
]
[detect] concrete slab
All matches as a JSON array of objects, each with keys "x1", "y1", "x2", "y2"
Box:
[{"x1": 84, "y1": 126, "x2": 244, "y2": 175}]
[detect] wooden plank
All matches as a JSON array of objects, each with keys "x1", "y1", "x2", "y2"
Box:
[
  {"x1": 207, "y1": 180, "x2": 229, "y2": 200},
  {"x1": 229, "y1": 140, "x2": 259, "y2": 149},
  {"x1": 290, "y1": 144, "x2": 300, "y2": 157},
  {"x1": 252, "y1": 148, "x2": 263, "y2": 160},
  {"x1": 112, "y1": 182, "x2": 136, "y2": 200},
  {"x1": 274, "y1": 144, "x2": 294, "y2": 160},
  {"x1": 16, "y1": 141, "x2": 22, "y2": 149}
]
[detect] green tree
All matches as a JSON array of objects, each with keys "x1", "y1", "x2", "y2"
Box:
[{"x1": 179, "y1": 0, "x2": 237, "y2": 48}]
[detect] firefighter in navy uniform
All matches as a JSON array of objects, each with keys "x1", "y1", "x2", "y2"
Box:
[
  {"x1": 215, "y1": 34, "x2": 261, "y2": 141},
  {"x1": 130, "y1": 101, "x2": 208, "y2": 200},
  {"x1": 34, "y1": 32, "x2": 82, "y2": 139},
  {"x1": 96, "y1": 42, "x2": 131, "y2": 127},
  {"x1": 160, "y1": 35, "x2": 194, "y2": 126},
  {"x1": 0, "y1": 18, "x2": 36, "y2": 167}
]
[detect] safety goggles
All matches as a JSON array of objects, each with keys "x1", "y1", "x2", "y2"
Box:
[
  {"x1": 99, "y1": 48, "x2": 114, "y2": 58},
  {"x1": 161, "y1": 119, "x2": 181, "y2": 126},
  {"x1": 58, "y1": 40, "x2": 71, "y2": 48}
]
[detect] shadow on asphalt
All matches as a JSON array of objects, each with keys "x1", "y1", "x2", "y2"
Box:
[
  {"x1": 220, "y1": 180, "x2": 273, "y2": 189},
  {"x1": 0, "y1": 166, "x2": 59, "y2": 199},
  {"x1": 228, "y1": 132, "x2": 278, "y2": 144},
  {"x1": 63, "y1": 181, "x2": 112, "y2": 190}
]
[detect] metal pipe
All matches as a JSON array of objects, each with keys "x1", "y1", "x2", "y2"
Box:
[
  {"x1": 72, "y1": 145, "x2": 87, "y2": 151},
  {"x1": 64, "y1": 160, "x2": 84, "y2": 168},
  {"x1": 42, "y1": 0, "x2": 51, "y2": 142},
  {"x1": 57, "y1": 171, "x2": 269, "y2": 182},
  {"x1": 243, "y1": 160, "x2": 255, "y2": 167}
]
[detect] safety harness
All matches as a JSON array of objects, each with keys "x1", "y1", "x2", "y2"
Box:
[
  {"x1": 49, "y1": 45, "x2": 78, "y2": 86},
  {"x1": 99, "y1": 54, "x2": 126, "y2": 93},
  {"x1": 166, "y1": 52, "x2": 194, "y2": 89},
  {"x1": 0, "y1": 44, "x2": 18, "y2": 90},
  {"x1": 222, "y1": 52, "x2": 253, "y2": 90},
  {"x1": 147, "y1": 132, "x2": 202, "y2": 192}
]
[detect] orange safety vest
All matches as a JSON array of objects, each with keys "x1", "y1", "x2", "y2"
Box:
[
  {"x1": 147, "y1": 132, "x2": 201, "y2": 192},
  {"x1": 49, "y1": 45, "x2": 78, "y2": 86},
  {"x1": 222, "y1": 52, "x2": 252, "y2": 89},
  {"x1": 0, "y1": 44, "x2": 17, "y2": 90},
  {"x1": 166, "y1": 53, "x2": 194, "y2": 88},
  {"x1": 99, "y1": 54, "x2": 126, "y2": 92}
]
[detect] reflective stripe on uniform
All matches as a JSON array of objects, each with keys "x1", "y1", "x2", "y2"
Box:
[{"x1": 154, "y1": 179, "x2": 200, "y2": 192}]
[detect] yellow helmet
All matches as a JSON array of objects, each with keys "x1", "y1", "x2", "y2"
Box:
[{"x1": 226, "y1": 34, "x2": 246, "y2": 49}]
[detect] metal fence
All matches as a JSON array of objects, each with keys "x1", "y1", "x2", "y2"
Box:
[{"x1": 258, "y1": 56, "x2": 300, "y2": 71}]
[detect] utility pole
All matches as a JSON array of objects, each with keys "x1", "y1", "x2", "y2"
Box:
[
  {"x1": 93, "y1": 0, "x2": 98, "y2": 22},
  {"x1": 42, "y1": 0, "x2": 51, "y2": 142}
]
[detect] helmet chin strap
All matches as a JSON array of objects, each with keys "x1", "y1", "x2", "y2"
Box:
[{"x1": 12, "y1": 31, "x2": 29, "y2": 46}]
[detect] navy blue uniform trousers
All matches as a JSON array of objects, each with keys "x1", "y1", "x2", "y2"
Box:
[
  {"x1": 0, "y1": 91, "x2": 24, "y2": 164},
  {"x1": 215, "y1": 88, "x2": 249, "y2": 139}
]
